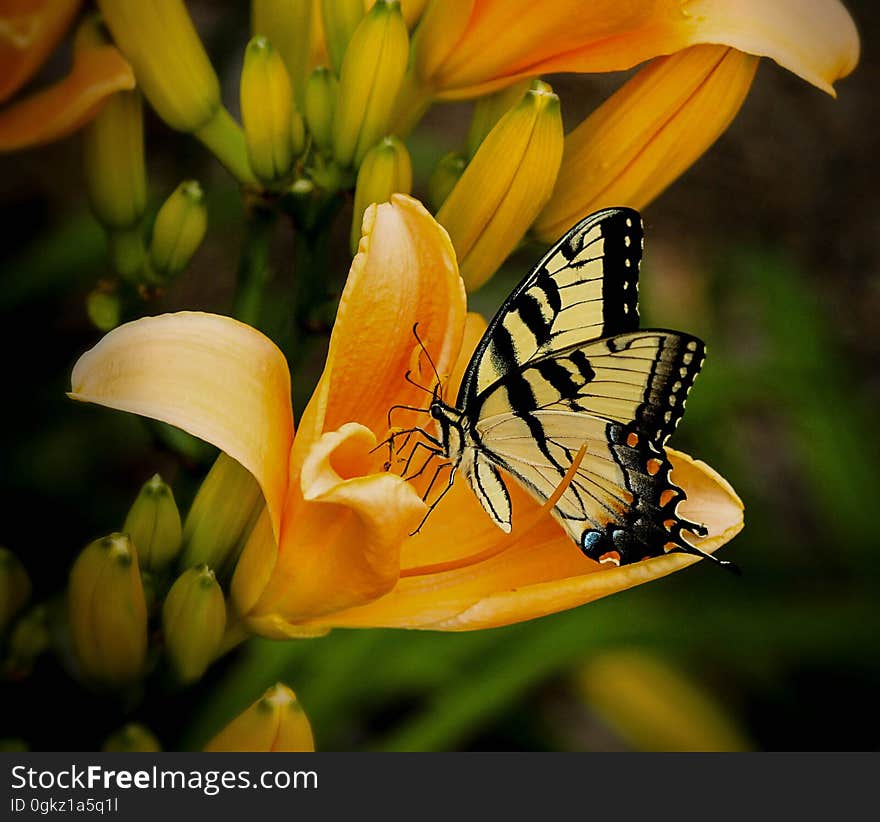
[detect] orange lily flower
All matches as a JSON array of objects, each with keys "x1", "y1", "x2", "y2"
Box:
[
  {"x1": 412, "y1": 0, "x2": 859, "y2": 100},
  {"x1": 70, "y1": 195, "x2": 743, "y2": 637},
  {"x1": 0, "y1": 1, "x2": 134, "y2": 151}
]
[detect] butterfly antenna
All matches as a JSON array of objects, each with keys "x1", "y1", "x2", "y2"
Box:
[
  {"x1": 412, "y1": 323, "x2": 442, "y2": 394},
  {"x1": 403, "y1": 370, "x2": 435, "y2": 396},
  {"x1": 679, "y1": 541, "x2": 741, "y2": 575}
]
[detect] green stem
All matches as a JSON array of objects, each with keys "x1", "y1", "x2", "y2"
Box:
[
  {"x1": 194, "y1": 108, "x2": 256, "y2": 185},
  {"x1": 232, "y1": 205, "x2": 278, "y2": 329}
]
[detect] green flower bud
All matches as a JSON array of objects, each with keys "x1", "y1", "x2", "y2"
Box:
[
  {"x1": 3, "y1": 604, "x2": 50, "y2": 680},
  {"x1": 102, "y1": 723, "x2": 162, "y2": 752},
  {"x1": 351, "y1": 136, "x2": 412, "y2": 252},
  {"x1": 291, "y1": 109, "x2": 307, "y2": 157},
  {"x1": 0, "y1": 547, "x2": 31, "y2": 636},
  {"x1": 148, "y1": 180, "x2": 208, "y2": 281},
  {"x1": 68, "y1": 533, "x2": 147, "y2": 688},
  {"x1": 321, "y1": 0, "x2": 365, "y2": 75},
  {"x1": 123, "y1": 474, "x2": 183, "y2": 573},
  {"x1": 241, "y1": 37, "x2": 296, "y2": 184},
  {"x1": 252, "y1": 0, "x2": 314, "y2": 107},
  {"x1": 333, "y1": 0, "x2": 409, "y2": 168},
  {"x1": 428, "y1": 151, "x2": 466, "y2": 212},
  {"x1": 162, "y1": 565, "x2": 226, "y2": 684},
  {"x1": 181, "y1": 453, "x2": 265, "y2": 583},
  {"x1": 84, "y1": 88, "x2": 147, "y2": 231},
  {"x1": 86, "y1": 288, "x2": 121, "y2": 332},
  {"x1": 304, "y1": 66, "x2": 338, "y2": 154}
]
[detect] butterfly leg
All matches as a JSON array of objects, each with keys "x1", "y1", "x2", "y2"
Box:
[
  {"x1": 409, "y1": 463, "x2": 457, "y2": 536},
  {"x1": 401, "y1": 441, "x2": 443, "y2": 479}
]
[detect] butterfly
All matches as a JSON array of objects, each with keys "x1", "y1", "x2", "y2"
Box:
[{"x1": 393, "y1": 207, "x2": 731, "y2": 569}]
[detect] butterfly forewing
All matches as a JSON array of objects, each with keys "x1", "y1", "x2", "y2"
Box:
[{"x1": 457, "y1": 208, "x2": 643, "y2": 408}]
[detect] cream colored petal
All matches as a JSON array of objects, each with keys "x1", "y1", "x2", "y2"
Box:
[{"x1": 70, "y1": 312, "x2": 293, "y2": 540}]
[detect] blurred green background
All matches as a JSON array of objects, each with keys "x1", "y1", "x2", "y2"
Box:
[{"x1": 1, "y1": 3, "x2": 878, "y2": 751}]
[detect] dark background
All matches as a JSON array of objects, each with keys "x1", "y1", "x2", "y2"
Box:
[{"x1": 0, "y1": 2, "x2": 877, "y2": 751}]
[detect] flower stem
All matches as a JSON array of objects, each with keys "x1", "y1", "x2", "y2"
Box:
[
  {"x1": 194, "y1": 108, "x2": 256, "y2": 185},
  {"x1": 232, "y1": 203, "x2": 278, "y2": 329}
]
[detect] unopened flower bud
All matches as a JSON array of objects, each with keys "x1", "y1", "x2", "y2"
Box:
[
  {"x1": 123, "y1": 474, "x2": 183, "y2": 572},
  {"x1": 427, "y1": 151, "x2": 466, "y2": 212},
  {"x1": 304, "y1": 66, "x2": 338, "y2": 154},
  {"x1": 3, "y1": 604, "x2": 50, "y2": 680},
  {"x1": 148, "y1": 180, "x2": 207, "y2": 281},
  {"x1": 351, "y1": 136, "x2": 412, "y2": 252},
  {"x1": 437, "y1": 79, "x2": 563, "y2": 290},
  {"x1": 241, "y1": 37, "x2": 296, "y2": 184},
  {"x1": 162, "y1": 565, "x2": 226, "y2": 684},
  {"x1": 204, "y1": 683, "x2": 314, "y2": 752},
  {"x1": 321, "y1": 0, "x2": 364, "y2": 74},
  {"x1": 97, "y1": 1, "x2": 253, "y2": 183},
  {"x1": 86, "y1": 288, "x2": 121, "y2": 332},
  {"x1": 332, "y1": 0, "x2": 409, "y2": 168},
  {"x1": 466, "y1": 79, "x2": 531, "y2": 159},
  {"x1": 103, "y1": 723, "x2": 162, "y2": 752},
  {"x1": 68, "y1": 533, "x2": 147, "y2": 687},
  {"x1": 252, "y1": 0, "x2": 314, "y2": 106},
  {"x1": 181, "y1": 453, "x2": 265, "y2": 583},
  {"x1": 83, "y1": 88, "x2": 147, "y2": 231},
  {"x1": 0, "y1": 547, "x2": 31, "y2": 635}
]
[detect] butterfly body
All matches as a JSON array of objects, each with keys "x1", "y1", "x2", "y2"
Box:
[{"x1": 424, "y1": 206, "x2": 725, "y2": 568}]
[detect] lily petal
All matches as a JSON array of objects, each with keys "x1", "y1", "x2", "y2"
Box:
[
  {"x1": 0, "y1": 0, "x2": 80, "y2": 102},
  {"x1": 294, "y1": 194, "x2": 466, "y2": 461},
  {"x1": 249, "y1": 423, "x2": 426, "y2": 628},
  {"x1": 416, "y1": 0, "x2": 858, "y2": 98},
  {"x1": 0, "y1": 38, "x2": 134, "y2": 151},
  {"x1": 70, "y1": 312, "x2": 294, "y2": 540},
  {"x1": 533, "y1": 45, "x2": 758, "y2": 242},
  {"x1": 302, "y1": 450, "x2": 743, "y2": 630}
]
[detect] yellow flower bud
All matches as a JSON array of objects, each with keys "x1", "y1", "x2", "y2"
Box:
[
  {"x1": 162, "y1": 565, "x2": 226, "y2": 684},
  {"x1": 252, "y1": 0, "x2": 314, "y2": 106},
  {"x1": 96, "y1": 0, "x2": 218, "y2": 131},
  {"x1": 351, "y1": 136, "x2": 412, "y2": 252},
  {"x1": 241, "y1": 37, "x2": 296, "y2": 184},
  {"x1": 204, "y1": 683, "x2": 314, "y2": 752},
  {"x1": 466, "y1": 79, "x2": 531, "y2": 159},
  {"x1": 3, "y1": 604, "x2": 50, "y2": 679},
  {"x1": 148, "y1": 180, "x2": 208, "y2": 281},
  {"x1": 102, "y1": 723, "x2": 162, "y2": 752},
  {"x1": 181, "y1": 453, "x2": 265, "y2": 583},
  {"x1": 96, "y1": 0, "x2": 253, "y2": 183},
  {"x1": 332, "y1": 0, "x2": 409, "y2": 168},
  {"x1": 427, "y1": 151, "x2": 466, "y2": 212},
  {"x1": 123, "y1": 474, "x2": 183, "y2": 573},
  {"x1": 437, "y1": 79, "x2": 563, "y2": 291},
  {"x1": 0, "y1": 547, "x2": 31, "y2": 635},
  {"x1": 83, "y1": 89, "x2": 147, "y2": 230},
  {"x1": 68, "y1": 533, "x2": 148, "y2": 687},
  {"x1": 304, "y1": 66, "x2": 338, "y2": 153},
  {"x1": 321, "y1": 0, "x2": 364, "y2": 75}
]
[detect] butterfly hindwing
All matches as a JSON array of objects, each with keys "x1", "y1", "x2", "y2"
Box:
[
  {"x1": 457, "y1": 207, "x2": 644, "y2": 408},
  {"x1": 471, "y1": 330, "x2": 708, "y2": 564}
]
